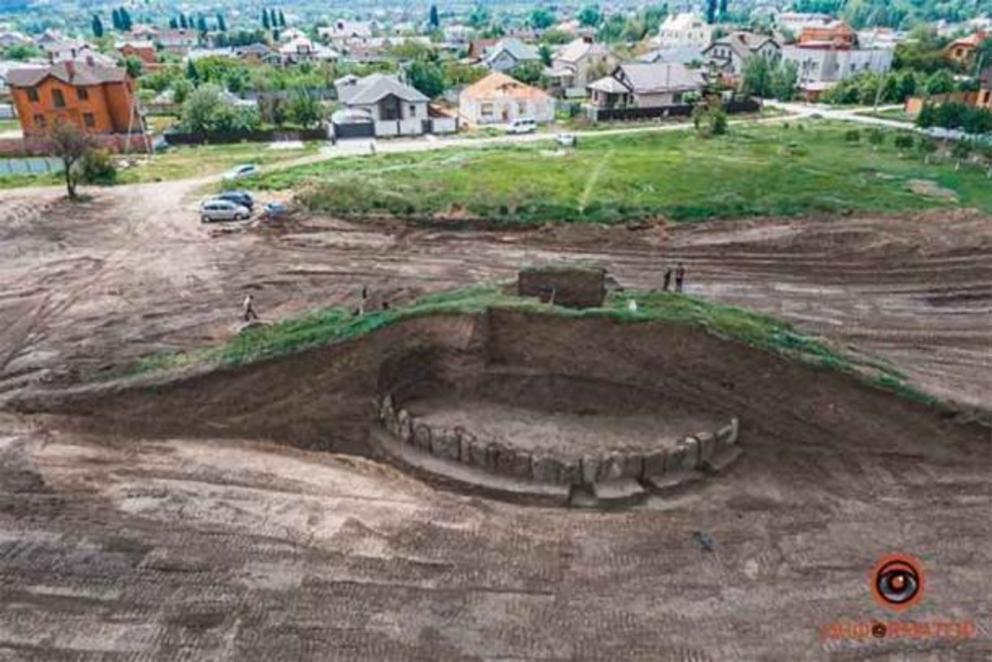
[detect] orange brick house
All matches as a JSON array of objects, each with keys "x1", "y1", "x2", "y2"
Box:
[
  {"x1": 944, "y1": 32, "x2": 987, "y2": 68},
  {"x1": 7, "y1": 60, "x2": 145, "y2": 139},
  {"x1": 798, "y1": 21, "x2": 858, "y2": 48},
  {"x1": 117, "y1": 41, "x2": 159, "y2": 70}
]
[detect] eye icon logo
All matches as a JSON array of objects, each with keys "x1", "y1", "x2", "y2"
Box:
[{"x1": 872, "y1": 554, "x2": 924, "y2": 611}]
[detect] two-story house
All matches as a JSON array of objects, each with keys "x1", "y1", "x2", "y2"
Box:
[
  {"x1": 652, "y1": 13, "x2": 713, "y2": 50},
  {"x1": 546, "y1": 37, "x2": 617, "y2": 97},
  {"x1": 7, "y1": 59, "x2": 144, "y2": 140},
  {"x1": 483, "y1": 38, "x2": 541, "y2": 73},
  {"x1": 335, "y1": 73, "x2": 429, "y2": 137},
  {"x1": 703, "y1": 32, "x2": 781, "y2": 78}
]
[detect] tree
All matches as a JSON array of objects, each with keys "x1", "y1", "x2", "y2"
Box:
[
  {"x1": 180, "y1": 14, "x2": 188, "y2": 29},
  {"x1": 169, "y1": 17, "x2": 178, "y2": 29},
  {"x1": 539, "y1": 43, "x2": 552, "y2": 67},
  {"x1": 269, "y1": 9, "x2": 279, "y2": 29},
  {"x1": 124, "y1": 55, "x2": 143, "y2": 79},
  {"x1": 185, "y1": 59, "x2": 199, "y2": 83},
  {"x1": 279, "y1": 10, "x2": 287, "y2": 28},
  {"x1": 706, "y1": 0, "x2": 718, "y2": 24},
  {"x1": 91, "y1": 14, "x2": 104, "y2": 38},
  {"x1": 120, "y1": 7, "x2": 132, "y2": 31},
  {"x1": 262, "y1": 9, "x2": 271, "y2": 30},
  {"x1": 49, "y1": 121, "x2": 95, "y2": 199},
  {"x1": 719, "y1": 0, "x2": 729, "y2": 20},
  {"x1": 578, "y1": 5, "x2": 601, "y2": 28},
  {"x1": 288, "y1": 90, "x2": 322, "y2": 128},
  {"x1": 429, "y1": 4, "x2": 440, "y2": 29},
  {"x1": 509, "y1": 61, "x2": 546, "y2": 86},
  {"x1": 181, "y1": 84, "x2": 225, "y2": 132},
  {"x1": 468, "y1": 5, "x2": 490, "y2": 30},
  {"x1": 924, "y1": 69, "x2": 954, "y2": 96},
  {"x1": 111, "y1": 8, "x2": 121, "y2": 31},
  {"x1": 197, "y1": 15, "x2": 208, "y2": 34},
  {"x1": 216, "y1": 13, "x2": 227, "y2": 32},
  {"x1": 770, "y1": 60, "x2": 798, "y2": 101},
  {"x1": 407, "y1": 59, "x2": 446, "y2": 98},
  {"x1": 172, "y1": 78, "x2": 193, "y2": 104},
  {"x1": 741, "y1": 56, "x2": 772, "y2": 98},
  {"x1": 529, "y1": 8, "x2": 555, "y2": 30}
]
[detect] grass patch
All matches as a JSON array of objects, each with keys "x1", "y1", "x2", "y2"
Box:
[
  {"x1": 122, "y1": 284, "x2": 936, "y2": 408},
  {"x1": 248, "y1": 122, "x2": 992, "y2": 226},
  {"x1": 114, "y1": 140, "x2": 322, "y2": 184}
]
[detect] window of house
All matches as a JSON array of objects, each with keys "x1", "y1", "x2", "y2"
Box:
[
  {"x1": 52, "y1": 89, "x2": 65, "y2": 108},
  {"x1": 26, "y1": 87, "x2": 39, "y2": 102},
  {"x1": 409, "y1": 104, "x2": 416, "y2": 114},
  {"x1": 83, "y1": 113, "x2": 95, "y2": 128},
  {"x1": 481, "y1": 102, "x2": 494, "y2": 116},
  {"x1": 517, "y1": 101, "x2": 526, "y2": 114},
  {"x1": 33, "y1": 114, "x2": 46, "y2": 128},
  {"x1": 77, "y1": 87, "x2": 89, "y2": 101}
]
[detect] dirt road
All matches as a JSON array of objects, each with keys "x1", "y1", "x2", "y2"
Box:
[{"x1": 1, "y1": 182, "x2": 989, "y2": 409}]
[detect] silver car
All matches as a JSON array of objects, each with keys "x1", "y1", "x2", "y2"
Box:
[{"x1": 199, "y1": 199, "x2": 251, "y2": 223}]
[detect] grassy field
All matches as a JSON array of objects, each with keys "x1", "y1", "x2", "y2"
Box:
[
  {"x1": 249, "y1": 122, "x2": 992, "y2": 225},
  {"x1": 124, "y1": 284, "x2": 935, "y2": 406},
  {"x1": 115, "y1": 141, "x2": 322, "y2": 184},
  {"x1": 856, "y1": 108, "x2": 915, "y2": 123}
]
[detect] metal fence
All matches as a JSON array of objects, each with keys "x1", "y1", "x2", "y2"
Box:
[{"x1": 0, "y1": 157, "x2": 63, "y2": 176}]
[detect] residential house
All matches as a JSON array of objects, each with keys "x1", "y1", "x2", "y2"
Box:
[
  {"x1": 7, "y1": 60, "x2": 145, "y2": 141},
  {"x1": 155, "y1": 29, "x2": 198, "y2": 56},
  {"x1": 652, "y1": 13, "x2": 713, "y2": 50},
  {"x1": 0, "y1": 30, "x2": 32, "y2": 48},
  {"x1": 782, "y1": 43, "x2": 894, "y2": 100},
  {"x1": 798, "y1": 21, "x2": 858, "y2": 48},
  {"x1": 116, "y1": 41, "x2": 159, "y2": 70},
  {"x1": 1, "y1": 59, "x2": 44, "y2": 101},
  {"x1": 483, "y1": 38, "x2": 541, "y2": 73},
  {"x1": 944, "y1": 32, "x2": 987, "y2": 68},
  {"x1": 775, "y1": 12, "x2": 835, "y2": 37},
  {"x1": 467, "y1": 38, "x2": 498, "y2": 62},
  {"x1": 857, "y1": 28, "x2": 906, "y2": 50},
  {"x1": 905, "y1": 67, "x2": 992, "y2": 114},
  {"x1": 335, "y1": 73, "x2": 429, "y2": 137},
  {"x1": 277, "y1": 36, "x2": 340, "y2": 65},
  {"x1": 587, "y1": 62, "x2": 704, "y2": 120},
  {"x1": 319, "y1": 20, "x2": 375, "y2": 49},
  {"x1": 235, "y1": 43, "x2": 274, "y2": 65},
  {"x1": 704, "y1": 31, "x2": 781, "y2": 78},
  {"x1": 546, "y1": 37, "x2": 616, "y2": 97},
  {"x1": 638, "y1": 46, "x2": 705, "y2": 67},
  {"x1": 459, "y1": 71, "x2": 554, "y2": 126},
  {"x1": 128, "y1": 25, "x2": 160, "y2": 42},
  {"x1": 44, "y1": 39, "x2": 114, "y2": 66}
]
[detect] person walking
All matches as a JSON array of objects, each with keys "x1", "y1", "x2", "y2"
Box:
[
  {"x1": 662, "y1": 267, "x2": 673, "y2": 292},
  {"x1": 675, "y1": 262, "x2": 686, "y2": 293},
  {"x1": 243, "y1": 294, "x2": 258, "y2": 322}
]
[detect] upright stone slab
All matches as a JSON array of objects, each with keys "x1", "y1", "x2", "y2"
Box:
[{"x1": 643, "y1": 450, "x2": 666, "y2": 478}]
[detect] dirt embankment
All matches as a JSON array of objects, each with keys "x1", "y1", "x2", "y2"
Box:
[{"x1": 11, "y1": 310, "x2": 986, "y2": 463}]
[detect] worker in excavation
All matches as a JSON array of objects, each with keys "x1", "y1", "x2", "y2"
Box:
[
  {"x1": 243, "y1": 294, "x2": 259, "y2": 322},
  {"x1": 675, "y1": 262, "x2": 686, "y2": 293},
  {"x1": 662, "y1": 267, "x2": 673, "y2": 292}
]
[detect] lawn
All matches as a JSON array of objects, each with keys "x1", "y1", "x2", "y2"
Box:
[
  {"x1": 856, "y1": 108, "x2": 915, "y2": 123},
  {"x1": 250, "y1": 122, "x2": 992, "y2": 225},
  {"x1": 115, "y1": 140, "x2": 322, "y2": 184},
  {"x1": 122, "y1": 284, "x2": 935, "y2": 407}
]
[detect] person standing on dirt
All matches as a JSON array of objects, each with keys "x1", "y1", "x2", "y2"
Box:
[
  {"x1": 662, "y1": 267, "x2": 673, "y2": 292},
  {"x1": 675, "y1": 262, "x2": 686, "y2": 293},
  {"x1": 243, "y1": 294, "x2": 258, "y2": 322}
]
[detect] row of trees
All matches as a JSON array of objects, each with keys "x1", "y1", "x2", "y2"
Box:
[
  {"x1": 819, "y1": 69, "x2": 960, "y2": 105},
  {"x1": 261, "y1": 9, "x2": 287, "y2": 30},
  {"x1": 91, "y1": 7, "x2": 131, "y2": 37},
  {"x1": 917, "y1": 102, "x2": 992, "y2": 135}
]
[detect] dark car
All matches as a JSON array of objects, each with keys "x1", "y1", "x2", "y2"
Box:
[{"x1": 217, "y1": 190, "x2": 255, "y2": 210}]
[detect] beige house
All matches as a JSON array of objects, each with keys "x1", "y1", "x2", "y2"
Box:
[
  {"x1": 588, "y1": 63, "x2": 704, "y2": 110},
  {"x1": 546, "y1": 37, "x2": 617, "y2": 97},
  {"x1": 459, "y1": 72, "x2": 554, "y2": 126}
]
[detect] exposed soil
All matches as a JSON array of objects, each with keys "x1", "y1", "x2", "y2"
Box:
[{"x1": 1, "y1": 180, "x2": 991, "y2": 659}]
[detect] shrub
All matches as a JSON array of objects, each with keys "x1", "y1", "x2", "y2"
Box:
[
  {"x1": 894, "y1": 134, "x2": 914, "y2": 150},
  {"x1": 867, "y1": 128, "x2": 885, "y2": 146},
  {"x1": 844, "y1": 129, "x2": 861, "y2": 142},
  {"x1": 79, "y1": 148, "x2": 117, "y2": 185}
]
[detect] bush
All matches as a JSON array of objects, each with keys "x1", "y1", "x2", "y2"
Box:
[
  {"x1": 867, "y1": 128, "x2": 885, "y2": 146},
  {"x1": 79, "y1": 149, "x2": 117, "y2": 185},
  {"x1": 844, "y1": 129, "x2": 861, "y2": 142},
  {"x1": 894, "y1": 134, "x2": 914, "y2": 150}
]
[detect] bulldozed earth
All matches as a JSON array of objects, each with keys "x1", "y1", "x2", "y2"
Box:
[{"x1": 0, "y1": 182, "x2": 991, "y2": 659}]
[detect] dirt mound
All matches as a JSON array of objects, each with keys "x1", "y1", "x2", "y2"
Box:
[{"x1": 12, "y1": 310, "x2": 983, "y2": 471}]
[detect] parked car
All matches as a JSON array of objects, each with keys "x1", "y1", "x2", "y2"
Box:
[
  {"x1": 261, "y1": 201, "x2": 288, "y2": 219},
  {"x1": 505, "y1": 118, "x2": 538, "y2": 134},
  {"x1": 199, "y1": 199, "x2": 251, "y2": 223},
  {"x1": 217, "y1": 190, "x2": 254, "y2": 210},
  {"x1": 223, "y1": 164, "x2": 259, "y2": 180},
  {"x1": 555, "y1": 133, "x2": 577, "y2": 147}
]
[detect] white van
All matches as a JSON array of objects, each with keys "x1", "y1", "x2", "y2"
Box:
[{"x1": 505, "y1": 118, "x2": 538, "y2": 134}]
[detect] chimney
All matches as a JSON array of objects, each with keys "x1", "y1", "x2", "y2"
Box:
[
  {"x1": 65, "y1": 59, "x2": 75, "y2": 80},
  {"x1": 86, "y1": 54, "x2": 95, "y2": 67}
]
